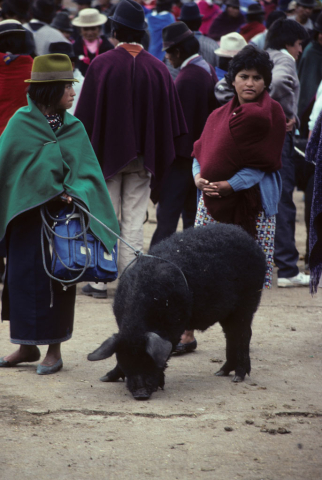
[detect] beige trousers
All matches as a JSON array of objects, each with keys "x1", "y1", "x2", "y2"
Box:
[{"x1": 90, "y1": 157, "x2": 151, "y2": 290}]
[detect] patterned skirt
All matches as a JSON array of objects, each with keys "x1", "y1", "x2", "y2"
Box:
[{"x1": 195, "y1": 195, "x2": 275, "y2": 289}]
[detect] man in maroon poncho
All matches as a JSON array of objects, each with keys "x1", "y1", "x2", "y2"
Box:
[
  {"x1": 75, "y1": 0, "x2": 187, "y2": 298},
  {"x1": 150, "y1": 21, "x2": 218, "y2": 247}
]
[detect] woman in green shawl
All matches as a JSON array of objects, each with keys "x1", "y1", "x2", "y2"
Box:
[{"x1": 0, "y1": 54, "x2": 119, "y2": 375}]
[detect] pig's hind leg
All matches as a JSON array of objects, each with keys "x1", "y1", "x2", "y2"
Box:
[
  {"x1": 100, "y1": 364, "x2": 125, "y2": 383},
  {"x1": 215, "y1": 309, "x2": 253, "y2": 383}
]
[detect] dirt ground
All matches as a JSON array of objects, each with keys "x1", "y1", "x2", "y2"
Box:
[{"x1": 0, "y1": 191, "x2": 321, "y2": 480}]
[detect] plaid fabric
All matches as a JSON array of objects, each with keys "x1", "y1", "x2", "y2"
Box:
[
  {"x1": 197, "y1": 34, "x2": 219, "y2": 68},
  {"x1": 195, "y1": 195, "x2": 276, "y2": 288}
]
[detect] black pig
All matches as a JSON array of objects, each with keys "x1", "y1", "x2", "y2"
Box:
[{"x1": 88, "y1": 223, "x2": 266, "y2": 400}]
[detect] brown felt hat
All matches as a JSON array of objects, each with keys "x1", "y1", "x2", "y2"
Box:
[{"x1": 25, "y1": 54, "x2": 79, "y2": 83}]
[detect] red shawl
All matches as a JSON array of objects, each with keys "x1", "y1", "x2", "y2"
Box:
[
  {"x1": 240, "y1": 21, "x2": 266, "y2": 43},
  {"x1": 0, "y1": 53, "x2": 33, "y2": 135},
  {"x1": 193, "y1": 90, "x2": 286, "y2": 235}
]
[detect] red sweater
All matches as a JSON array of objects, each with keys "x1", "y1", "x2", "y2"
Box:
[
  {"x1": 193, "y1": 90, "x2": 286, "y2": 234},
  {"x1": 0, "y1": 53, "x2": 33, "y2": 135}
]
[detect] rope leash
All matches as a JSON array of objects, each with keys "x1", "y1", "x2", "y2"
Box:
[{"x1": 41, "y1": 199, "x2": 190, "y2": 307}]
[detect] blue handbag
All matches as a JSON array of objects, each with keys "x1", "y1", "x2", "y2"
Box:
[{"x1": 41, "y1": 205, "x2": 118, "y2": 284}]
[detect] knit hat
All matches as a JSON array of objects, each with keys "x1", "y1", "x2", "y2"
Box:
[
  {"x1": 108, "y1": 0, "x2": 148, "y2": 31},
  {"x1": 215, "y1": 32, "x2": 247, "y2": 57},
  {"x1": 25, "y1": 54, "x2": 79, "y2": 83},
  {"x1": 51, "y1": 12, "x2": 74, "y2": 33},
  {"x1": 162, "y1": 21, "x2": 194, "y2": 51},
  {"x1": 72, "y1": 8, "x2": 107, "y2": 27}
]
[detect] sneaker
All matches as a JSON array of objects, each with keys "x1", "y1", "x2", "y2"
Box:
[
  {"x1": 81, "y1": 284, "x2": 108, "y2": 298},
  {"x1": 277, "y1": 272, "x2": 310, "y2": 288}
]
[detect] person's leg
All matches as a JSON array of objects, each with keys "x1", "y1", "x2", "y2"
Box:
[
  {"x1": 150, "y1": 158, "x2": 195, "y2": 247},
  {"x1": 83, "y1": 171, "x2": 122, "y2": 296},
  {"x1": 274, "y1": 133, "x2": 300, "y2": 278},
  {"x1": 182, "y1": 171, "x2": 197, "y2": 230},
  {"x1": 255, "y1": 212, "x2": 275, "y2": 289},
  {"x1": 119, "y1": 157, "x2": 151, "y2": 273}
]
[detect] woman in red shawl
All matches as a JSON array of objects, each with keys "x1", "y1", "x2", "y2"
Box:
[{"x1": 175, "y1": 45, "x2": 286, "y2": 355}]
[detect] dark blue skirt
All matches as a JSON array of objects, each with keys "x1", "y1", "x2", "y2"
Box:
[{"x1": 1, "y1": 207, "x2": 76, "y2": 345}]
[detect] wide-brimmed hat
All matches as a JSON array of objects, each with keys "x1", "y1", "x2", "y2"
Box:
[
  {"x1": 215, "y1": 32, "x2": 247, "y2": 57},
  {"x1": 109, "y1": 0, "x2": 148, "y2": 31},
  {"x1": 246, "y1": 3, "x2": 264, "y2": 15},
  {"x1": 51, "y1": 12, "x2": 74, "y2": 33},
  {"x1": 314, "y1": 11, "x2": 322, "y2": 31},
  {"x1": 178, "y1": 2, "x2": 203, "y2": 21},
  {"x1": 72, "y1": 8, "x2": 107, "y2": 27},
  {"x1": 162, "y1": 21, "x2": 194, "y2": 51},
  {"x1": 25, "y1": 54, "x2": 79, "y2": 83},
  {"x1": 297, "y1": 0, "x2": 316, "y2": 7},
  {"x1": 225, "y1": 0, "x2": 240, "y2": 8},
  {"x1": 0, "y1": 19, "x2": 26, "y2": 36}
]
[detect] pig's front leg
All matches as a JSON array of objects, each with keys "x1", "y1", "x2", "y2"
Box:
[{"x1": 100, "y1": 363, "x2": 125, "y2": 382}]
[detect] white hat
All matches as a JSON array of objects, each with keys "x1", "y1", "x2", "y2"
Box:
[
  {"x1": 72, "y1": 8, "x2": 107, "y2": 27},
  {"x1": 215, "y1": 32, "x2": 247, "y2": 58}
]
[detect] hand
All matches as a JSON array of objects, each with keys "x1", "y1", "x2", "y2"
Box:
[
  {"x1": 60, "y1": 193, "x2": 73, "y2": 204},
  {"x1": 286, "y1": 117, "x2": 296, "y2": 132},
  {"x1": 210, "y1": 181, "x2": 234, "y2": 198}
]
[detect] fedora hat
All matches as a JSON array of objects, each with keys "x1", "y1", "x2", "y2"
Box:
[
  {"x1": 246, "y1": 3, "x2": 264, "y2": 15},
  {"x1": 225, "y1": 0, "x2": 240, "y2": 7},
  {"x1": 215, "y1": 32, "x2": 247, "y2": 57},
  {"x1": 162, "y1": 21, "x2": 194, "y2": 51},
  {"x1": 51, "y1": 12, "x2": 74, "y2": 33},
  {"x1": 297, "y1": 0, "x2": 316, "y2": 6},
  {"x1": 49, "y1": 42, "x2": 77, "y2": 61},
  {"x1": 0, "y1": 19, "x2": 26, "y2": 36},
  {"x1": 72, "y1": 8, "x2": 107, "y2": 27},
  {"x1": 178, "y1": 2, "x2": 203, "y2": 21},
  {"x1": 109, "y1": 0, "x2": 148, "y2": 31},
  {"x1": 25, "y1": 54, "x2": 79, "y2": 83}
]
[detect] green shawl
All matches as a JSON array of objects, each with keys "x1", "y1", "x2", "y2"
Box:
[{"x1": 0, "y1": 96, "x2": 120, "y2": 252}]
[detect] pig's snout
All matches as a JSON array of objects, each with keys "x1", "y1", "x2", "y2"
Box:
[{"x1": 133, "y1": 388, "x2": 151, "y2": 400}]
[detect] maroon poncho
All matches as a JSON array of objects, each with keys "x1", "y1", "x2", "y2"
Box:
[
  {"x1": 193, "y1": 90, "x2": 286, "y2": 234},
  {"x1": 75, "y1": 47, "x2": 187, "y2": 201}
]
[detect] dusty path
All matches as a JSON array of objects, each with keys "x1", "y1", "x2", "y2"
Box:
[{"x1": 1, "y1": 192, "x2": 321, "y2": 480}]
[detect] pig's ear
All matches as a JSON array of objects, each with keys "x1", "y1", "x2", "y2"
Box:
[
  {"x1": 87, "y1": 334, "x2": 119, "y2": 361},
  {"x1": 145, "y1": 332, "x2": 172, "y2": 368}
]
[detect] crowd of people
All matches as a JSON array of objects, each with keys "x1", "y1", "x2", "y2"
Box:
[{"x1": 1, "y1": 0, "x2": 322, "y2": 370}]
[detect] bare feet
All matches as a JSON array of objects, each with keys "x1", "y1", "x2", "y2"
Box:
[
  {"x1": 3, "y1": 345, "x2": 40, "y2": 364},
  {"x1": 179, "y1": 330, "x2": 195, "y2": 344},
  {"x1": 39, "y1": 343, "x2": 61, "y2": 367}
]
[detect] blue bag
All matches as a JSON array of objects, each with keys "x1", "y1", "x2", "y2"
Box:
[{"x1": 48, "y1": 206, "x2": 118, "y2": 283}]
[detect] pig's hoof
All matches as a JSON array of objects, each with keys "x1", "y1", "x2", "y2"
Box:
[
  {"x1": 100, "y1": 373, "x2": 125, "y2": 382},
  {"x1": 133, "y1": 389, "x2": 151, "y2": 401},
  {"x1": 232, "y1": 375, "x2": 244, "y2": 383},
  {"x1": 215, "y1": 369, "x2": 229, "y2": 377}
]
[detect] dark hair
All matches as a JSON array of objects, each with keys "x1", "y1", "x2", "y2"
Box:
[
  {"x1": 0, "y1": 34, "x2": 28, "y2": 54},
  {"x1": 182, "y1": 18, "x2": 202, "y2": 32},
  {"x1": 226, "y1": 45, "x2": 273, "y2": 90},
  {"x1": 28, "y1": 81, "x2": 67, "y2": 108},
  {"x1": 166, "y1": 35, "x2": 200, "y2": 58},
  {"x1": 246, "y1": 13, "x2": 264, "y2": 23},
  {"x1": 218, "y1": 56, "x2": 231, "y2": 72},
  {"x1": 265, "y1": 18, "x2": 307, "y2": 49},
  {"x1": 112, "y1": 21, "x2": 145, "y2": 43},
  {"x1": 266, "y1": 10, "x2": 286, "y2": 29},
  {"x1": 156, "y1": 0, "x2": 173, "y2": 13}
]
